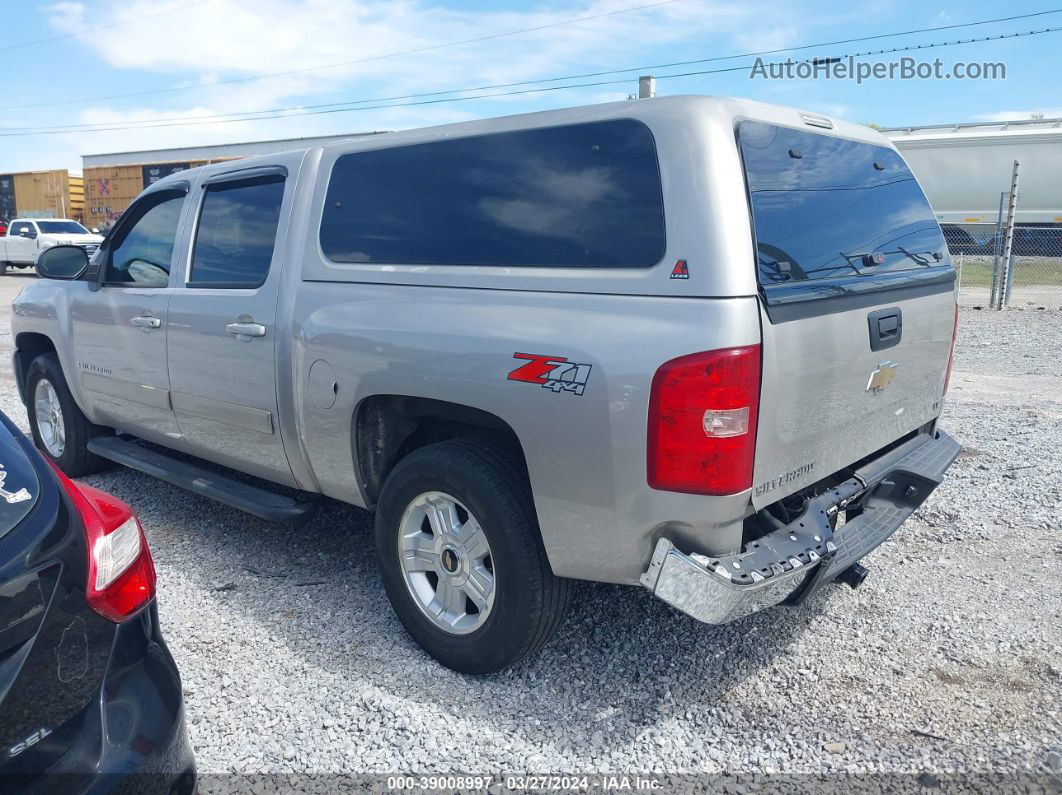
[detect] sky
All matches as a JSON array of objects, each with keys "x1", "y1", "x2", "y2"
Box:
[{"x1": 1, "y1": 0, "x2": 1060, "y2": 173}]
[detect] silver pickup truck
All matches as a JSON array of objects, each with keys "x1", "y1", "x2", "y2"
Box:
[{"x1": 13, "y1": 96, "x2": 959, "y2": 673}]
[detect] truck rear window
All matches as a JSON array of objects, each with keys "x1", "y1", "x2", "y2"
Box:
[
  {"x1": 738, "y1": 121, "x2": 948, "y2": 290},
  {"x1": 319, "y1": 119, "x2": 666, "y2": 268}
]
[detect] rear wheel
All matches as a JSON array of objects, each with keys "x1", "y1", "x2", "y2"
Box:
[
  {"x1": 375, "y1": 439, "x2": 572, "y2": 674},
  {"x1": 26, "y1": 353, "x2": 108, "y2": 476},
  {"x1": 0, "y1": 262, "x2": 8, "y2": 276}
]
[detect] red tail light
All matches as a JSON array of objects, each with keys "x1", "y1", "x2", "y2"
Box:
[
  {"x1": 647, "y1": 345, "x2": 761, "y2": 495},
  {"x1": 47, "y1": 461, "x2": 156, "y2": 622},
  {"x1": 942, "y1": 302, "x2": 959, "y2": 396}
]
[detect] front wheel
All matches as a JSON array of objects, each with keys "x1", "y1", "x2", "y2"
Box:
[
  {"x1": 375, "y1": 439, "x2": 572, "y2": 674},
  {"x1": 26, "y1": 353, "x2": 108, "y2": 476}
]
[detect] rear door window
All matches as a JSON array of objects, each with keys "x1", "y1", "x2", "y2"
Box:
[
  {"x1": 320, "y1": 119, "x2": 665, "y2": 268},
  {"x1": 189, "y1": 175, "x2": 285, "y2": 288},
  {"x1": 739, "y1": 121, "x2": 949, "y2": 294}
]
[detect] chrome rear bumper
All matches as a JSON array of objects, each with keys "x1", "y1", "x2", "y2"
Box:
[
  {"x1": 640, "y1": 430, "x2": 960, "y2": 625},
  {"x1": 641, "y1": 537, "x2": 813, "y2": 624}
]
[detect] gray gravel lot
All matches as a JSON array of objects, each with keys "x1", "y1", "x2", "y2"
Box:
[{"x1": 0, "y1": 273, "x2": 1058, "y2": 790}]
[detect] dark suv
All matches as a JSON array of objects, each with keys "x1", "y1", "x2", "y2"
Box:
[{"x1": 0, "y1": 410, "x2": 194, "y2": 793}]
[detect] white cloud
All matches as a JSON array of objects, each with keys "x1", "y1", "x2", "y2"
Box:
[
  {"x1": 50, "y1": 0, "x2": 748, "y2": 88},
  {"x1": 45, "y1": 1, "x2": 87, "y2": 28},
  {"x1": 42, "y1": 0, "x2": 793, "y2": 154}
]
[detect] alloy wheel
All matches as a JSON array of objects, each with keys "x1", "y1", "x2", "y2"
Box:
[
  {"x1": 34, "y1": 378, "x2": 66, "y2": 458},
  {"x1": 398, "y1": 491, "x2": 495, "y2": 635}
]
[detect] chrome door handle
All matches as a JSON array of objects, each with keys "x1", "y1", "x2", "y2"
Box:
[
  {"x1": 226, "y1": 322, "x2": 266, "y2": 337},
  {"x1": 131, "y1": 315, "x2": 161, "y2": 329}
]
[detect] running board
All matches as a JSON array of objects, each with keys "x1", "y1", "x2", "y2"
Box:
[{"x1": 87, "y1": 436, "x2": 315, "y2": 523}]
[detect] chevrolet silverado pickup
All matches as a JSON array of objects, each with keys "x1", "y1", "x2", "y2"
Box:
[{"x1": 12, "y1": 96, "x2": 960, "y2": 673}]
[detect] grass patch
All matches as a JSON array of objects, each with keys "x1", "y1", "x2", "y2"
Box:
[{"x1": 956, "y1": 258, "x2": 1062, "y2": 287}]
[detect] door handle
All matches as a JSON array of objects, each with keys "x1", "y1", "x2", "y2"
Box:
[
  {"x1": 131, "y1": 315, "x2": 161, "y2": 329},
  {"x1": 867, "y1": 307, "x2": 902, "y2": 352},
  {"x1": 226, "y1": 322, "x2": 266, "y2": 337}
]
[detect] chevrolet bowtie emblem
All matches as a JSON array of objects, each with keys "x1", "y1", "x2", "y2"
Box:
[{"x1": 866, "y1": 361, "x2": 898, "y2": 394}]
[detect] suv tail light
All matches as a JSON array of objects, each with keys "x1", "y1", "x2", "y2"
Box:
[
  {"x1": 47, "y1": 461, "x2": 156, "y2": 622},
  {"x1": 942, "y1": 302, "x2": 959, "y2": 396},
  {"x1": 647, "y1": 345, "x2": 761, "y2": 495}
]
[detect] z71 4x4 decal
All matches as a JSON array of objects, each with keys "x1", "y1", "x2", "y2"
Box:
[{"x1": 508, "y1": 353, "x2": 592, "y2": 397}]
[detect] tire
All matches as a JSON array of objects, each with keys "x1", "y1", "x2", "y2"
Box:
[
  {"x1": 375, "y1": 439, "x2": 572, "y2": 674},
  {"x1": 26, "y1": 353, "x2": 108, "y2": 476},
  {"x1": 0, "y1": 262, "x2": 7, "y2": 276}
]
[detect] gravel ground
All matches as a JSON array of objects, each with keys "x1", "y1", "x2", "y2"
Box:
[{"x1": 0, "y1": 276, "x2": 1058, "y2": 792}]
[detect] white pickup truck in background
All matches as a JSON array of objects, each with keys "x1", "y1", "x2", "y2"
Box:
[{"x1": 0, "y1": 218, "x2": 103, "y2": 275}]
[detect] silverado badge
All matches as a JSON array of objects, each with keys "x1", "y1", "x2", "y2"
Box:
[{"x1": 866, "y1": 361, "x2": 898, "y2": 394}]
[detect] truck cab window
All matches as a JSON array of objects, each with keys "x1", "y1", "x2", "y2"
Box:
[
  {"x1": 105, "y1": 191, "x2": 185, "y2": 287},
  {"x1": 189, "y1": 174, "x2": 285, "y2": 288}
]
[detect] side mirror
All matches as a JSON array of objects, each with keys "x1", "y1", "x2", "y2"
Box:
[
  {"x1": 90, "y1": 227, "x2": 100, "y2": 234},
  {"x1": 18, "y1": 228, "x2": 31, "y2": 237},
  {"x1": 36, "y1": 245, "x2": 89, "y2": 280}
]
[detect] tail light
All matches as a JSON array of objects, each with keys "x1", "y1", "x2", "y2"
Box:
[
  {"x1": 942, "y1": 302, "x2": 959, "y2": 396},
  {"x1": 47, "y1": 461, "x2": 156, "y2": 622},
  {"x1": 647, "y1": 345, "x2": 761, "y2": 495}
]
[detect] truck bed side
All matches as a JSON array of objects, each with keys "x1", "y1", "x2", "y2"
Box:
[{"x1": 291, "y1": 284, "x2": 761, "y2": 584}]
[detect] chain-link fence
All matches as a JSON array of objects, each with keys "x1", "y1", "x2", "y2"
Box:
[
  {"x1": 946, "y1": 222, "x2": 1001, "y2": 307},
  {"x1": 941, "y1": 166, "x2": 1062, "y2": 310},
  {"x1": 1001, "y1": 225, "x2": 1062, "y2": 308},
  {"x1": 950, "y1": 223, "x2": 1062, "y2": 309}
]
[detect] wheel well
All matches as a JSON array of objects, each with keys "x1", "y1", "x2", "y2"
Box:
[
  {"x1": 13, "y1": 332, "x2": 57, "y2": 404},
  {"x1": 353, "y1": 395, "x2": 528, "y2": 507}
]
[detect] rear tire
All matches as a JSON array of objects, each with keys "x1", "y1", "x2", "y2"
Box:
[
  {"x1": 26, "y1": 353, "x2": 108, "y2": 476},
  {"x1": 0, "y1": 262, "x2": 8, "y2": 276},
  {"x1": 375, "y1": 439, "x2": 572, "y2": 674}
]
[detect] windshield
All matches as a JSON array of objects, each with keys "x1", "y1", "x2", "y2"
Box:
[
  {"x1": 739, "y1": 121, "x2": 948, "y2": 287},
  {"x1": 36, "y1": 220, "x2": 90, "y2": 235}
]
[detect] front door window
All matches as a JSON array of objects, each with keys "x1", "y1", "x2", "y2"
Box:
[{"x1": 105, "y1": 191, "x2": 185, "y2": 287}]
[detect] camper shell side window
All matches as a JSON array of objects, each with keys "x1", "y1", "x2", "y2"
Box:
[{"x1": 319, "y1": 119, "x2": 666, "y2": 269}]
